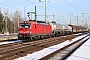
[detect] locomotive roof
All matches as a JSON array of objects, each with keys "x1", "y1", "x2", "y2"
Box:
[
  {"x1": 29, "y1": 20, "x2": 46, "y2": 23},
  {"x1": 20, "y1": 20, "x2": 36, "y2": 24},
  {"x1": 19, "y1": 20, "x2": 49, "y2": 25}
]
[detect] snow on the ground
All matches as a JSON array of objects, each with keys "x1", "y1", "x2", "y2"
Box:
[
  {"x1": 0, "y1": 34, "x2": 4, "y2": 35},
  {"x1": 15, "y1": 34, "x2": 88, "y2": 60},
  {"x1": 66, "y1": 37, "x2": 90, "y2": 60},
  {"x1": 15, "y1": 40, "x2": 70, "y2": 60},
  {"x1": 78, "y1": 33, "x2": 82, "y2": 34},
  {"x1": 0, "y1": 40, "x2": 22, "y2": 45},
  {"x1": 73, "y1": 33, "x2": 82, "y2": 35}
]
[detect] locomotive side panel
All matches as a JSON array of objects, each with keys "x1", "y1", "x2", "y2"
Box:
[
  {"x1": 35, "y1": 24, "x2": 43, "y2": 34},
  {"x1": 30, "y1": 23, "x2": 36, "y2": 35},
  {"x1": 47, "y1": 25, "x2": 52, "y2": 34}
]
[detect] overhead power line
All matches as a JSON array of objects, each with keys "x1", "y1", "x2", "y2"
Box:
[
  {"x1": 63, "y1": 0, "x2": 81, "y2": 13},
  {"x1": 0, "y1": 2, "x2": 22, "y2": 10},
  {"x1": 25, "y1": 0, "x2": 44, "y2": 9},
  {"x1": 25, "y1": 0, "x2": 59, "y2": 16},
  {"x1": 73, "y1": 0, "x2": 83, "y2": 12},
  {"x1": 47, "y1": 3, "x2": 59, "y2": 15},
  {"x1": 0, "y1": 2, "x2": 16, "y2": 9}
]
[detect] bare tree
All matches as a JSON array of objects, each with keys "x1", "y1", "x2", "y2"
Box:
[
  {"x1": 3, "y1": 9, "x2": 24, "y2": 33},
  {"x1": 11, "y1": 10, "x2": 23, "y2": 33}
]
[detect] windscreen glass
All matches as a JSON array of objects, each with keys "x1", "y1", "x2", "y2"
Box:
[{"x1": 20, "y1": 24, "x2": 30, "y2": 28}]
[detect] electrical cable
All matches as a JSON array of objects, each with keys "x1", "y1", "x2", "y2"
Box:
[{"x1": 63, "y1": 0, "x2": 81, "y2": 13}]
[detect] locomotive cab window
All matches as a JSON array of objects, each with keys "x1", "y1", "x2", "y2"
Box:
[{"x1": 20, "y1": 24, "x2": 30, "y2": 28}]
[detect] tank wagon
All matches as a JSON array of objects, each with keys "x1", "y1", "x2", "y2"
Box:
[{"x1": 49, "y1": 23, "x2": 71, "y2": 36}]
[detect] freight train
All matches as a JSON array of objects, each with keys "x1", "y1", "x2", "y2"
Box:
[{"x1": 18, "y1": 20, "x2": 88, "y2": 41}]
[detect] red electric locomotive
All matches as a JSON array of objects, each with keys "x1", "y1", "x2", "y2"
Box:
[{"x1": 18, "y1": 20, "x2": 52, "y2": 40}]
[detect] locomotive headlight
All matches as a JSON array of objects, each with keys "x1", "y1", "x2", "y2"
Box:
[
  {"x1": 19, "y1": 31, "x2": 23, "y2": 33},
  {"x1": 30, "y1": 30, "x2": 32, "y2": 34}
]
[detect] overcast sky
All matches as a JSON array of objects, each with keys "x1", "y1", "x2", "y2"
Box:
[{"x1": 0, "y1": 0, "x2": 90, "y2": 25}]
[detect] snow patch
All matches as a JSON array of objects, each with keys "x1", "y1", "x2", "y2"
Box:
[{"x1": 0, "y1": 40, "x2": 22, "y2": 45}]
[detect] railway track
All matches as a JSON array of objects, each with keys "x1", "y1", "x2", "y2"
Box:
[
  {"x1": 0, "y1": 33, "x2": 87, "y2": 60},
  {"x1": 40, "y1": 34, "x2": 90, "y2": 60},
  {"x1": 0, "y1": 33, "x2": 83, "y2": 42}
]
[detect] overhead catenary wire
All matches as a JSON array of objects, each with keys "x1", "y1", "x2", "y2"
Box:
[
  {"x1": 73, "y1": 0, "x2": 83, "y2": 12},
  {"x1": 25, "y1": 0, "x2": 59, "y2": 16},
  {"x1": 1, "y1": 0, "x2": 81, "y2": 23},
  {"x1": 0, "y1": 0, "x2": 61, "y2": 21},
  {"x1": 63, "y1": 0, "x2": 81, "y2": 13},
  {"x1": 0, "y1": 2, "x2": 22, "y2": 10},
  {"x1": 46, "y1": 2, "x2": 60, "y2": 15}
]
